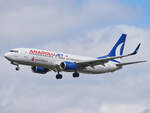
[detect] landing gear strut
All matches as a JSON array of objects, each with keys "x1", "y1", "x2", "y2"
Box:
[
  {"x1": 11, "y1": 62, "x2": 20, "y2": 71},
  {"x1": 73, "y1": 72, "x2": 80, "y2": 78},
  {"x1": 16, "y1": 66, "x2": 20, "y2": 71},
  {"x1": 56, "y1": 72, "x2": 63, "y2": 79}
]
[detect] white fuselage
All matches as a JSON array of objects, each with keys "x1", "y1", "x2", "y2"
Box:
[{"x1": 4, "y1": 48, "x2": 121, "y2": 74}]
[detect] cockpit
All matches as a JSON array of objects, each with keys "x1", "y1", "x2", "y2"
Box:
[{"x1": 9, "y1": 50, "x2": 19, "y2": 53}]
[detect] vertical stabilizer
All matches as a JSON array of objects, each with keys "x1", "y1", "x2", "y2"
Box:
[{"x1": 108, "y1": 34, "x2": 126, "y2": 57}]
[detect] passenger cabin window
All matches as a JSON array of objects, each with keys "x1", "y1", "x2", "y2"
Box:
[{"x1": 10, "y1": 50, "x2": 19, "y2": 53}]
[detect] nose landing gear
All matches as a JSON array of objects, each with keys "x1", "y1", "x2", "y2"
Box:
[
  {"x1": 11, "y1": 62, "x2": 20, "y2": 71},
  {"x1": 16, "y1": 66, "x2": 20, "y2": 71}
]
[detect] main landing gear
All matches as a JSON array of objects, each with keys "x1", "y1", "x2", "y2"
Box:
[
  {"x1": 73, "y1": 72, "x2": 80, "y2": 78},
  {"x1": 55, "y1": 72, "x2": 80, "y2": 79},
  {"x1": 56, "y1": 72, "x2": 63, "y2": 79}
]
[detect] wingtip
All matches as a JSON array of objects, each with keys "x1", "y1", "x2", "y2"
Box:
[
  {"x1": 132, "y1": 43, "x2": 141, "y2": 55},
  {"x1": 138, "y1": 43, "x2": 141, "y2": 47},
  {"x1": 142, "y1": 60, "x2": 147, "y2": 63}
]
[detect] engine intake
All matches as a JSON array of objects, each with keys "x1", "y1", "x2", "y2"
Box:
[
  {"x1": 31, "y1": 66, "x2": 49, "y2": 74},
  {"x1": 60, "y1": 61, "x2": 77, "y2": 71}
]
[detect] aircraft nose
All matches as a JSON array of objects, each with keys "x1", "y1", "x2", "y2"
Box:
[{"x1": 4, "y1": 52, "x2": 10, "y2": 59}]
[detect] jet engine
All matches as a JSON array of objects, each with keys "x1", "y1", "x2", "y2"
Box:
[
  {"x1": 31, "y1": 66, "x2": 49, "y2": 74},
  {"x1": 60, "y1": 61, "x2": 77, "y2": 71}
]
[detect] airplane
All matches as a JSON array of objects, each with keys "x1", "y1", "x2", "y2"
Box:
[{"x1": 4, "y1": 34, "x2": 146, "y2": 79}]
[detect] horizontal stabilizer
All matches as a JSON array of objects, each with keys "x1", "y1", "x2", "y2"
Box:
[{"x1": 116, "y1": 60, "x2": 147, "y2": 67}]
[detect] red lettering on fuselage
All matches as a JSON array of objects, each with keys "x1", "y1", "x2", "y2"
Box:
[{"x1": 29, "y1": 50, "x2": 55, "y2": 56}]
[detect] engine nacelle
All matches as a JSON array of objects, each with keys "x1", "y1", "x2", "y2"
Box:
[
  {"x1": 31, "y1": 66, "x2": 49, "y2": 74},
  {"x1": 60, "y1": 61, "x2": 77, "y2": 71}
]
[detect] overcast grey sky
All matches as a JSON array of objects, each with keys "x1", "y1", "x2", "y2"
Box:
[{"x1": 0, "y1": 0, "x2": 150, "y2": 113}]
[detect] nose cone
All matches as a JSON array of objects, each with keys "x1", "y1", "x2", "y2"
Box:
[{"x1": 4, "y1": 52, "x2": 10, "y2": 60}]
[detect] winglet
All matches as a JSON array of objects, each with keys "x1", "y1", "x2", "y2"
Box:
[{"x1": 132, "y1": 43, "x2": 141, "y2": 55}]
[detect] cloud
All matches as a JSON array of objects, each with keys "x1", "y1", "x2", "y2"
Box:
[
  {"x1": 99, "y1": 104, "x2": 145, "y2": 113},
  {"x1": 0, "y1": 0, "x2": 137, "y2": 48},
  {"x1": 42, "y1": 24, "x2": 150, "y2": 60},
  {"x1": 143, "y1": 109, "x2": 150, "y2": 113}
]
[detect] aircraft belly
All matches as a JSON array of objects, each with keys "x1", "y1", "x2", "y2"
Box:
[{"x1": 79, "y1": 63, "x2": 121, "y2": 74}]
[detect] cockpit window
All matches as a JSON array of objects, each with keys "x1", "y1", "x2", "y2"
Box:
[{"x1": 10, "y1": 50, "x2": 19, "y2": 53}]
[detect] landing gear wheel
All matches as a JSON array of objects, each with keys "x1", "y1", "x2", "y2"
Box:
[
  {"x1": 73, "y1": 72, "x2": 79, "y2": 78},
  {"x1": 56, "y1": 74, "x2": 63, "y2": 79},
  {"x1": 16, "y1": 66, "x2": 19, "y2": 71}
]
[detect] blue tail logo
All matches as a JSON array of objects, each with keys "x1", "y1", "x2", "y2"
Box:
[{"x1": 108, "y1": 34, "x2": 126, "y2": 57}]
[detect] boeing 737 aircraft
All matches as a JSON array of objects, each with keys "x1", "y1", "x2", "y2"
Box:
[{"x1": 4, "y1": 34, "x2": 146, "y2": 79}]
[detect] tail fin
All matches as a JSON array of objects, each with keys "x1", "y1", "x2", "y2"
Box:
[{"x1": 108, "y1": 34, "x2": 126, "y2": 57}]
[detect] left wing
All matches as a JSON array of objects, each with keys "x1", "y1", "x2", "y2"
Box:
[{"x1": 77, "y1": 43, "x2": 142, "y2": 67}]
